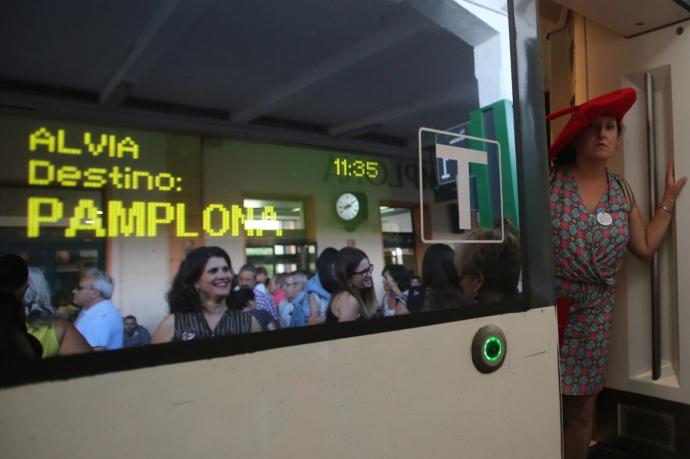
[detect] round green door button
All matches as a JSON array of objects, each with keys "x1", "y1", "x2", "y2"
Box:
[
  {"x1": 472, "y1": 325, "x2": 507, "y2": 374},
  {"x1": 483, "y1": 336, "x2": 503, "y2": 362}
]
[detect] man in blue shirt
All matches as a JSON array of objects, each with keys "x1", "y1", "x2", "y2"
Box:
[
  {"x1": 279, "y1": 272, "x2": 309, "y2": 328},
  {"x1": 123, "y1": 315, "x2": 151, "y2": 348},
  {"x1": 73, "y1": 268, "x2": 123, "y2": 350}
]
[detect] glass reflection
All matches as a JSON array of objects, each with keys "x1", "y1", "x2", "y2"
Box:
[{"x1": 0, "y1": 0, "x2": 521, "y2": 361}]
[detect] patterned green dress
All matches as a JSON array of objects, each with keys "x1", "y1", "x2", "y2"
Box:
[{"x1": 551, "y1": 166, "x2": 632, "y2": 396}]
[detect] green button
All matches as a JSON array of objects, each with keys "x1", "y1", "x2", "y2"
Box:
[{"x1": 483, "y1": 336, "x2": 503, "y2": 362}]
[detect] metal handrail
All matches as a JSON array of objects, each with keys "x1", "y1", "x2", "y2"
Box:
[{"x1": 644, "y1": 73, "x2": 661, "y2": 380}]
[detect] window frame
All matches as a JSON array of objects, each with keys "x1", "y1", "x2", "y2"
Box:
[{"x1": 0, "y1": 0, "x2": 553, "y2": 388}]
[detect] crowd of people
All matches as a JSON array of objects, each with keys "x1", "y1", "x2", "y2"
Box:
[
  {"x1": 0, "y1": 257, "x2": 156, "y2": 360},
  {"x1": 146, "y1": 226, "x2": 521, "y2": 342},
  {"x1": 0, "y1": 223, "x2": 521, "y2": 358}
]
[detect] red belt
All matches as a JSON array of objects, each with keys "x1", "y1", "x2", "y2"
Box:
[{"x1": 556, "y1": 296, "x2": 572, "y2": 344}]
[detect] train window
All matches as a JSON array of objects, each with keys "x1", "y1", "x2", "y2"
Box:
[
  {"x1": 380, "y1": 206, "x2": 419, "y2": 274},
  {"x1": 0, "y1": 0, "x2": 552, "y2": 385}
]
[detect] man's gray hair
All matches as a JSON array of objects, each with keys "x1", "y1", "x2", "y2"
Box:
[
  {"x1": 84, "y1": 268, "x2": 114, "y2": 299},
  {"x1": 290, "y1": 271, "x2": 308, "y2": 289}
]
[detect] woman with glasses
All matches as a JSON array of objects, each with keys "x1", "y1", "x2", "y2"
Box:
[{"x1": 325, "y1": 247, "x2": 377, "y2": 322}]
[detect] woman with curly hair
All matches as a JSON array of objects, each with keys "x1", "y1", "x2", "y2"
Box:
[{"x1": 152, "y1": 246, "x2": 260, "y2": 343}]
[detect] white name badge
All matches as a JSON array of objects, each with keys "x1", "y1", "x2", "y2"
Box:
[{"x1": 597, "y1": 211, "x2": 613, "y2": 226}]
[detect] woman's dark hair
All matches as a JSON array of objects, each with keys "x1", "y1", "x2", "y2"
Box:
[
  {"x1": 167, "y1": 246, "x2": 233, "y2": 313},
  {"x1": 332, "y1": 247, "x2": 377, "y2": 318},
  {"x1": 0, "y1": 254, "x2": 42, "y2": 360},
  {"x1": 553, "y1": 144, "x2": 576, "y2": 168},
  {"x1": 421, "y1": 244, "x2": 463, "y2": 311},
  {"x1": 422, "y1": 244, "x2": 459, "y2": 291},
  {"x1": 456, "y1": 227, "x2": 521, "y2": 299},
  {"x1": 0, "y1": 253, "x2": 29, "y2": 322},
  {"x1": 316, "y1": 247, "x2": 339, "y2": 293},
  {"x1": 227, "y1": 287, "x2": 255, "y2": 311},
  {"x1": 0, "y1": 253, "x2": 28, "y2": 293},
  {"x1": 382, "y1": 264, "x2": 411, "y2": 292}
]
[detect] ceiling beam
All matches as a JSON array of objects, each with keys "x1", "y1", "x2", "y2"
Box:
[
  {"x1": 99, "y1": 0, "x2": 215, "y2": 107},
  {"x1": 403, "y1": 0, "x2": 498, "y2": 46},
  {"x1": 230, "y1": 14, "x2": 432, "y2": 123},
  {"x1": 0, "y1": 89, "x2": 416, "y2": 160},
  {"x1": 328, "y1": 87, "x2": 464, "y2": 137}
]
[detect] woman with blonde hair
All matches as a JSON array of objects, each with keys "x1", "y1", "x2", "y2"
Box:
[{"x1": 24, "y1": 267, "x2": 92, "y2": 357}]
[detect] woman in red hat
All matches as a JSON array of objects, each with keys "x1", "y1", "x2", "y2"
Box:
[{"x1": 548, "y1": 87, "x2": 686, "y2": 459}]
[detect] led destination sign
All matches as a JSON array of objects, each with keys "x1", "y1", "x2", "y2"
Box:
[
  {"x1": 28, "y1": 198, "x2": 282, "y2": 238},
  {"x1": 24, "y1": 127, "x2": 284, "y2": 239}
]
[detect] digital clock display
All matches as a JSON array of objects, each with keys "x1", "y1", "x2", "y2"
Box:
[{"x1": 333, "y1": 157, "x2": 379, "y2": 179}]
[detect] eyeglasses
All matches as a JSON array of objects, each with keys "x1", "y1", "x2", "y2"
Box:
[
  {"x1": 75, "y1": 284, "x2": 93, "y2": 291},
  {"x1": 353, "y1": 264, "x2": 374, "y2": 277}
]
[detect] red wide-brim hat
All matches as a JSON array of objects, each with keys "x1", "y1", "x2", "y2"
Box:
[{"x1": 546, "y1": 87, "x2": 637, "y2": 159}]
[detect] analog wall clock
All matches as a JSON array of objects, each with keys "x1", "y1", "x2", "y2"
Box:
[{"x1": 335, "y1": 192, "x2": 367, "y2": 230}]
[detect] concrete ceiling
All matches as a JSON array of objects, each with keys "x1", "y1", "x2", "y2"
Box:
[{"x1": 0, "y1": 0, "x2": 499, "y2": 158}]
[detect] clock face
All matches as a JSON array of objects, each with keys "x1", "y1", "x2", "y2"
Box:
[{"x1": 335, "y1": 192, "x2": 360, "y2": 221}]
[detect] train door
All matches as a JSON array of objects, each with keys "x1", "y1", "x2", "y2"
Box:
[
  {"x1": 0, "y1": 1, "x2": 560, "y2": 458},
  {"x1": 543, "y1": 2, "x2": 690, "y2": 457}
]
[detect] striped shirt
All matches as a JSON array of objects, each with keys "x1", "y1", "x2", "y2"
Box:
[{"x1": 173, "y1": 309, "x2": 252, "y2": 341}]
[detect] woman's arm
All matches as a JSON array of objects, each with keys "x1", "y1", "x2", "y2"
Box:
[
  {"x1": 55, "y1": 317, "x2": 92, "y2": 355},
  {"x1": 250, "y1": 316, "x2": 263, "y2": 333},
  {"x1": 386, "y1": 280, "x2": 402, "y2": 310},
  {"x1": 307, "y1": 293, "x2": 325, "y2": 325},
  {"x1": 385, "y1": 293, "x2": 397, "y2": 311},
  {"x1": 267, "y1": 318, "x2": 280, "y2": 331},
  {"x1": 151, "y1": 314, "x2": 175, "y2": 344},
  {"x1": 331, "y1": 292, "x2": 360, "y2": 322},
  {"x1": 628, "y1": 161, "x2": 687, "y2": 261}
]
